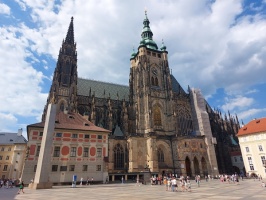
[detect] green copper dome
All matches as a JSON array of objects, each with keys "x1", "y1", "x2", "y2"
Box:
[{"x1": 139, "y1": 11, "x2": 158, "y2": 50}]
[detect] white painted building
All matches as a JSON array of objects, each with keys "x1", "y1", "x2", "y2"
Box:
[{"x1": 237, "y1": 118, "x2": 266, "y2": 178}]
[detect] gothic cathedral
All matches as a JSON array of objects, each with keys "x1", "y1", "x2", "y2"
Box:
[{"x1": 41, "y1": 12, "x2": 241, "y2": 179}]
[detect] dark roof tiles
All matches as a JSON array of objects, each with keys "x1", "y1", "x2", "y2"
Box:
[{"x1": 0, "y1": 132, "x2": 27, "y2": 144}]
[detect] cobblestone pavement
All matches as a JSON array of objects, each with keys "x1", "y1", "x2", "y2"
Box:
[{"x1": 1, "y1": 179, "x2": 265, "y2": 200}]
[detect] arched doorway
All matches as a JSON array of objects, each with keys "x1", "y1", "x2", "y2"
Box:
[
  {"x1": 201, "y1": 157, "x2": 208, "y2": 176},
  {"x1": 185, "y1": 157, "x2": 192, "y2": 177},
  {"x1": 194, "y1": 157, "x2": 200, "y2": 176},
  {"x1": 232, "y1": 166, "x2": 240, "y2": 174}
]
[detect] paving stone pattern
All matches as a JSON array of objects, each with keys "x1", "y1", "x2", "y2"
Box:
[{"x1": 3, "y1": 179, "x2": 266, "y2": 200}]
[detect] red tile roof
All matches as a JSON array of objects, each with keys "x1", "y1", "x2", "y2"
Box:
[
  {"x1": 27, "y1": 112, "x2": 110, "y2": 133},
  {"x1": 237, "y1": 117, "x2": 266, "y2": 137}
]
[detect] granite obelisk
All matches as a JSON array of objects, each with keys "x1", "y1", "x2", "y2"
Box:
[{"x1": 32, "y1": 100, "x2": 56, "y2": 189}]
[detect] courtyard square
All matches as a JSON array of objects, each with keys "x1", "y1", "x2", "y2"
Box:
[{"x1": 2, "y1": 179, "x2": 264, "y2": 200}]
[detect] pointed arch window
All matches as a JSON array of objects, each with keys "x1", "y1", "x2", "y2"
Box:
[
  {"x1": 114, "y1": 144, "x2": 124, "y2": 169},
  {"x1": 151, "y1": 77, "x2": 155, "y2": 86},
  {"x1": 153, "y1": 105, "x2": 162, "y2": 126},
  {"x1": 157, "y1": 148, "x2": 164, "y2": 162},
  {"x1": 60, "y1": 103, "x2": 64, "y2": 112},
  {"x1": 155, "y1": 77, "x2": 158, "y2": 86}
]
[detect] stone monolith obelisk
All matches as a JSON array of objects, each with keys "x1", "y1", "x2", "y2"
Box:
[{"x1": 32, "y1": 102, "x2": 56, "y2": 189}]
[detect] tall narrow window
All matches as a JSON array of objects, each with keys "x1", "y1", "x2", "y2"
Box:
[
  {"x1": 83, "y1": 147, "x2": 89, "y2": 157},
  {"x1": 97, "y1": 148, "x2": 102, "y2": 158},
  {"x1": 248, "y1": 157, "x2": 254, "y2": 170},
  {"x1": 245, "y1": 147, "x2": 250, "y2": 152},
  {"x1": 36, "y1": 145, "x2": 41, "y2": 156},
  {"x1": 70, "y1": 147, "x2": 76, "y2": 157},
  {"x1": 3, "y1": 165, "x2": 8, "y2": 171},
  {"x1": 53, "y1": 146, "x2": 60, "y2": 157},
  {"x1": 261, "y1": 156, "x2": 265, "y2": 165},
  {"x1": 258, "y1": 145, "x2": 263, "y2": 152},
  {"x1": 157, "y1": 148, "x2": 164, "y2": 162},
  {"x1": 153, "y1": 105, "x2": 162, "y2": 126},
  {"x1": 114, "y1": 144, "x2": 124, "y2": 169}
]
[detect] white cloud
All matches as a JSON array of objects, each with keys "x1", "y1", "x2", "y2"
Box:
[
  {"x1": 0, "y1": 3, "x2": 10, "y2": 15},
  {"x1": 221, "y1": 96, "x2": 254, "y2": 111},
  {"x1": 238, "y1": 108, "x2": 266, "y2": 121}
]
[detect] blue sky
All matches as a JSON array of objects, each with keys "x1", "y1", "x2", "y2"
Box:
[{"x1": 0, "y1": 0, "x2": 266, "y2": 139}]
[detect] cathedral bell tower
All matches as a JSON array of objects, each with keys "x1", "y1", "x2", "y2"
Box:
[
  {"x1": 42, "y1": 17, "x2": 78, "y2": 120},
  {"x1": 129, "y1": 11, "x2": 174, "y2": 135}
]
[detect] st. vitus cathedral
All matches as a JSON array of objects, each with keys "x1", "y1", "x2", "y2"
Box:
[{"x1": 42, "y1": 12, "x2": 241, "y2": 179}]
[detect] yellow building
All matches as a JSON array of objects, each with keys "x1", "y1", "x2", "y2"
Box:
[
  {"x1": 237, "y1": 117, "x2": 266, "y2": 178},
  {"x1": 0, "y1": 130, "x2": 27, "y2": 179}
]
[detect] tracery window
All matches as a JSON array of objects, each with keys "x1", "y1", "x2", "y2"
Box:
[
  {"x1": 153, "y1": 105, "x2": 162, "y2": 126},
  {"x1": 114, "y1": 144, "x2": 124, "y2": 169},
  {"x1": 157, "y1": 148, "x2": 164, "y2": 162}
]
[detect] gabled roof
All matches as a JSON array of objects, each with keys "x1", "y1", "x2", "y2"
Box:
[
  {"x1": 77, "y1": 78, "x2": 129, "y2": 101},
  {"x1": 170, "y1": 75, "x2": 186, "y2": 94},
  {"x1": 77, "y1": 75, "x2": 186, "y2": 101},
  {"x1": 28, "y1": 112, "x2": 110, "y2": 133},
  {"x1": 0, "y1": 132, "x2": 27, "y2": 145},
  {"x1": 237, "y1": 117, "x2": 266, "y2": 137}
]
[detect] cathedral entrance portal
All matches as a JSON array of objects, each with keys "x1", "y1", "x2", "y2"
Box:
[
  {"x1": 194, "y1": 157, "x2": 200, "y2": 176},
  {"x1": 185, "y1": 157, "x2": 192, "y2": 177},
  {"x1": 201, "y1": 157, "x2": 208, "y2": 176}
]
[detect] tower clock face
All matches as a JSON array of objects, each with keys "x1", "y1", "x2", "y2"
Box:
[{"x1": 152, "y1": 69, "x2": 157, "y2": 75}]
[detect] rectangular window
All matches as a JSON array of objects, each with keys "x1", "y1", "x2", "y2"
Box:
[
  {"x1": 8, "y1": 147, "x2": 11, "y2": 151},
  {"x1": 96, "y1": 165, "x2": 101, "y2": 171},
  {"x1": 72, "y1": 134, "x2": 78, "y2": 138},
  {"x1": 84, "y1": 134, "x2": 90, "y2": 139},
  {"x1": 52, "y1": 165, "x2": 58, "y2": 172},
  {"x1": 56, "y1": 132, "x2": 62, "y2": 137},
  {"x1": 34, "y1": 165, "x2": 37, "y2": 172},
  {"x1": 53, "y1": 146, "x2": 60, "y2": 157},
  {"x1": 6, "y1": 156, "x2": 9, "y2": 160},
  {"x1": 1, "y1": 147, "x2": 4, "y2": 151},
  {"x1": 3, "y1": 165, "x2": 8, "y2": 171},
  {"x1": 36, "y1": 145, "x2": 41, "y2": 156},
  {"x1": 248, "y1": 157, "x2": 254, "y2": 170},
  {"x1": 82, "y1": 165, "x2": 88, "y2": 171},
  {"x1": 60, "y1": 166, "x2": 67, "y2": 171},
  {"x1": 245, "y1": 147, "x2": 250, "y2": 152},
  {"x1": 240, "y1": 157, "x2": 243, "y2": 162},
  {"x1": 261, "y1": 156, "x2": 266, "y2": 165},
  {"x1": 0, "y1": 156, "x2": 2, "y2": 160},
  {"x1": 83, "y1": 147, "x2": 89, "y2": 157},
  {"x1": 234, "y1": 157, "x2": 237, "y2": 162},
  {"x1": 69, "y1": 165, "x2": 75, "y2": 171},
  {"x1": 258, "y1": 145, "x2": 263, "y2": 152},
  {"x1": 97, "y1": 135, "x2": 102, "y2": 139},
  {"x1": 70, "y1": 147, "x2": 76, "y2": 157},
  {"x1": 97, "y1": 148, "x2": 102, "y2": 158},
  {"x1": 39, "y1": 132, "x2": 43, "y2": 136},
  {"x1": 157, "y1": 54, "x2": 161, "y2": 58}
]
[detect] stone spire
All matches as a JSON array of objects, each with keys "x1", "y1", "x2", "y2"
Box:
[
  {"x1": 65, "y1": 16, "x2": 75, "y2": 45},
  {"x1": 42, "y1": 17, "x2": 78, "y2": 120}
]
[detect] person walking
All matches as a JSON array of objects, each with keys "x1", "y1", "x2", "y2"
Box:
[
  {"x1": 196, "y1": 175, "x2": 200, "y2": 187},
  {"x1": 17, "y1": 181, "x2": 24, "y2": 194},
  {"x1": 80, "y1": 177, "x2": 83, "y2": 186}
]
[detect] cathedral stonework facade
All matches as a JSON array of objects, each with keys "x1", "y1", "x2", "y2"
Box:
[{"x1": 30, "y1": 13, "x2": 241, "y2": 183}]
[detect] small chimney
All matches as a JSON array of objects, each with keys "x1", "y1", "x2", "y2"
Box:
[{"x1": 17, "y1": 128, "x2": 22, "y2": 136}]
